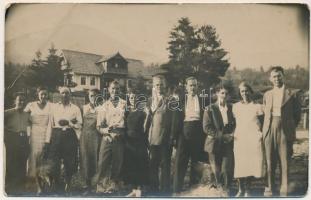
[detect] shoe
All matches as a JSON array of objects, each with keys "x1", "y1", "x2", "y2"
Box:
[
  {"x1": 280, "y1": 186, "x2": 288, "y2": 197},
  {"x1": 263, "y1": 187, "x2": 273, "y2": 197},
  {"x1": 126, "y1": 189, "x2": 136, "y2": 197},
  {"x1": 64, "y1": 183, "x2": 71, "y2": 193},
  {"x1": 235, "y1": 190, "x2": 245, "y2": 197}
]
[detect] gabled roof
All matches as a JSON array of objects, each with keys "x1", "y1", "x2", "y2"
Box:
[
  {"x1": 96, "y1": 52, "x2": 128, "y2": 64},
  {"x1": 61, "y1": 49, "x2": 103, "y2": 75},
  {"x1": 60, "y1": 49, "x2": 145, "y2": 76}
]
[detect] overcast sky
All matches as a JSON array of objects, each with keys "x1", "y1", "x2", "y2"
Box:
[{"x1": 5, "y1": 3, "x2": 309, "y2": 70}]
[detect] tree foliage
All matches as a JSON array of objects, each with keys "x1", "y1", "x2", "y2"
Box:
[
  {"x1": 29, "y1": 44, "x2": 63, "y2": 91},
  {"x1": 164, "y1": 17, "x2": 230, "y2": 88}
]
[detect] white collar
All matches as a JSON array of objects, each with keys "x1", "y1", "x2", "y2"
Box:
[
  {"x1": 274, "y1": 84, "x2": 285, "y2": 91},
  {"x1": 218, "y1": 101, "x2": 228, "y2": 110},
  {"x1": 58, "y1": 102, "x2": 71, "y2": 107},
  {"x1": 187, "y1": 94, "x2": 198, "y2": 99}
]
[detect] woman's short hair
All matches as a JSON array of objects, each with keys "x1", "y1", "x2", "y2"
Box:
[
  {"x1": 215, "y1": 82, "x2": 230, "y2": 93},
  {"x1": 238, "y1": 81, "x2": 254, "y2": 94}
]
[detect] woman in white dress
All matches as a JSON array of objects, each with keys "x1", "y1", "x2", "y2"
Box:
[
  {"x1": 24, "y1": 86, "x2": 52, "y2": 193},
  {"x1": 233, "y1": 82, "x2": 264, "y2": 197}
]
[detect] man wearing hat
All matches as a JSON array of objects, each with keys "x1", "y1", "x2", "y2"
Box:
[{"x1": 47, "y1": 86, "x2": 82, "y2": 193}]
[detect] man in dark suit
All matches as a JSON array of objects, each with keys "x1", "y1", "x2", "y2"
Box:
[
  {"x1": 203, "y1": 83, "x2": 236, "y2": 197},
  {"x1": 262, "y1": 66, "x2": 301, "y2": 197},
  {"x1": 172, "y1": 76, "x2": 207, "y2": 193},
  {"x1": 145, "y1": 75, "x2": 174, "y2": 195}
]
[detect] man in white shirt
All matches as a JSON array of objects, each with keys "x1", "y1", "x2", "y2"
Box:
[
  {"x1": 48, "y1": 86, "x2": 82, "y2": 193},
  {"x1": 93, "y1": 80, "x2": 127, "y2": 193},
  {"x1": 262, "y1": 66, "x2": 301, "y2": 197},
  {"x1": 173, "y1": 77, "x2": 206, "y2": 193}
]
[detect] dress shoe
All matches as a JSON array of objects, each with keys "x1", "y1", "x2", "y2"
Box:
[
  {"x1": 244, "y1": 191, "x2": 251, "y2": 197},
  {"x1": 263, "y1": 187, "x2": 273, "y2": 197},
  {"x1": 235, "y1": 190, "x2": 245, "y2": 197}
]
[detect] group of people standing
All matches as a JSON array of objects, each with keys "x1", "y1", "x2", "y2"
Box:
[{"x1": 4, "y1": 66, "x2": 301, "y2": 197}]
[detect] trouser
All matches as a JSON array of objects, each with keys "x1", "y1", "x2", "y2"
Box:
[
  {"x1": 48, "y1": 128, "x2": 78, "y2": 189},
  {"x1": 173, "y1": 121, "x2": 203, "y2": 193},
  {"x1": 264, "y1": 117, "x2": 289, "y2": 195},
  {"x1": 93, "y1": 130, "x2": 125, "y2": 185},
  {"x1": 208, "y1": 142, "x2": 234, "y2": 191},
  {"x1": 149, "y1": 144, "x2": 172, "y2": 194},
  {"x1": 5, "y1": 131, "x2": 29, "y2": 195}
]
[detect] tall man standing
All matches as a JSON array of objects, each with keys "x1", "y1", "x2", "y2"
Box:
[
  {"x1": 146, "y1": 75, "x2": 173, "y2": 195},
  {"x1": 263, "y1": 66, "x2": 301, "y2": 197},
  {"x1": 173, "y1": 77, "x2": 207, "y2": 193},
  {"x1": 94, "y1": 80, "x2": 127, "y2": 193},
  {"x1": 48, "y1": 87, "x2": 82, "y2": 193}
]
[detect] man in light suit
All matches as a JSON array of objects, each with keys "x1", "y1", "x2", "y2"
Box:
[
  {"x1": 145, "y1": 75, "x2": 174, "y2": 195},
  {"x1": 263, "y1": 66, "x2": 301, "y2": 197}
]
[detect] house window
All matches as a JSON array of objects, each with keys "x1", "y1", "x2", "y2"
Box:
[
  {"x1": 127, "y1": 79, "x2": 132, "y2": 87},
  {"x1": 81, "y1": 76, "x2": 86, "y2": 85},
  {"x1": 115, "y1": 63, "x2": 119, "y2": 68},
  {"x1": 90, "y1": 77, "x2": 96, "y2": 86}
]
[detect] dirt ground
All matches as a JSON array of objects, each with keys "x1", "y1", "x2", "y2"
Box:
[
  {"x1": 17, "y1": 130, "x2": 309, "y2": 197},
  {"x1": 178, "y1": 129, "x2": 309, "y2": 197}
]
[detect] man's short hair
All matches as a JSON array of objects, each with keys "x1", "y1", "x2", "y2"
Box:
[
  {"x1": 89, "y1": 87, "x2": 100, "y2": 94},
  {"x1": 270, "y1": 66, "x2": 284, "y2": 75},
  {"x1": 185, "y1": 76, "x2": 197, "y2": 84},
  {"x1": 14, "y1": 92, "x2": 26, "y2": 100},
  {"x1": 152, "y1": 74, "x2": 166, "y2": 80},
  {"x1": 109, "y1": 80, "x2": 119, "y2": 88}
]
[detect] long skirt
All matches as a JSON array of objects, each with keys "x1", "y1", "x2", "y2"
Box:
[
  {"x1": 80, "y1": 114, "x2": 101, "y2": 187},
  {"x1": 122, "y1": 137, "x2": 149, "y2": 186}
]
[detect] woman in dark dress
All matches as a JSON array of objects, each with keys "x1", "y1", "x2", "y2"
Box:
[{"x1": 123, "y1": 90, "x2": 149, "y2": 196}]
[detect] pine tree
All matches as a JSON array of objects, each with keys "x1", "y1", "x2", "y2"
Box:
[{"x1": 165, "y1": 18, "x2": 230, "y2": 88}]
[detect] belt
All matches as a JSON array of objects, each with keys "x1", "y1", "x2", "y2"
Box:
[
  {"x1": 109, "y1": 128, "x2": 125, "y2": 134},
  {"x1": 53, "y1": 127, "x2": 74, "y2": 132},
  {"x1": 12, "y1": 131, "x2": 27, "y2": 137}
]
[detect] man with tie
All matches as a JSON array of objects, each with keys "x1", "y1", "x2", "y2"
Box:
[
  {"x1": 263, "y1": 66, "x2": 301, "y2": 196},
  {"x1": 145, "y1": 75, "x2": 173, "y2": 195}
]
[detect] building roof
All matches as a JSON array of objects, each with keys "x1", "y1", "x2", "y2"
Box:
[
  {"x1": 127, "y1": 58, "x2": 145, "y2": 78},
  {"x1": 61, "y1": 49, "x2": 103, "y2": 75},
  {"x1": 96, "y1": 52, "x2": 128, "y2": 63},
  {"x1": 60, "y1": 49, "x2": 145, "y2": 76}
]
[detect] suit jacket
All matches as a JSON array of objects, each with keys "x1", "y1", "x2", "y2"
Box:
[
  {"x1": 262, "y1": 87, "x2": 301, "y2": 141},
  {"x1": 202, "y1": 102, "x2": 236, "y2": 153},
  {"x1": 171, "y1": 94, "x2": 208, "y2": 141},
  {"x1": 145, "y1": 96, "x2": 173, "y2": 146}
]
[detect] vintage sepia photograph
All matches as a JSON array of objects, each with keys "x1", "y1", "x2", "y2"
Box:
[{"x1": 3, "y1": 2, "x2": 310, "y2": 198}]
